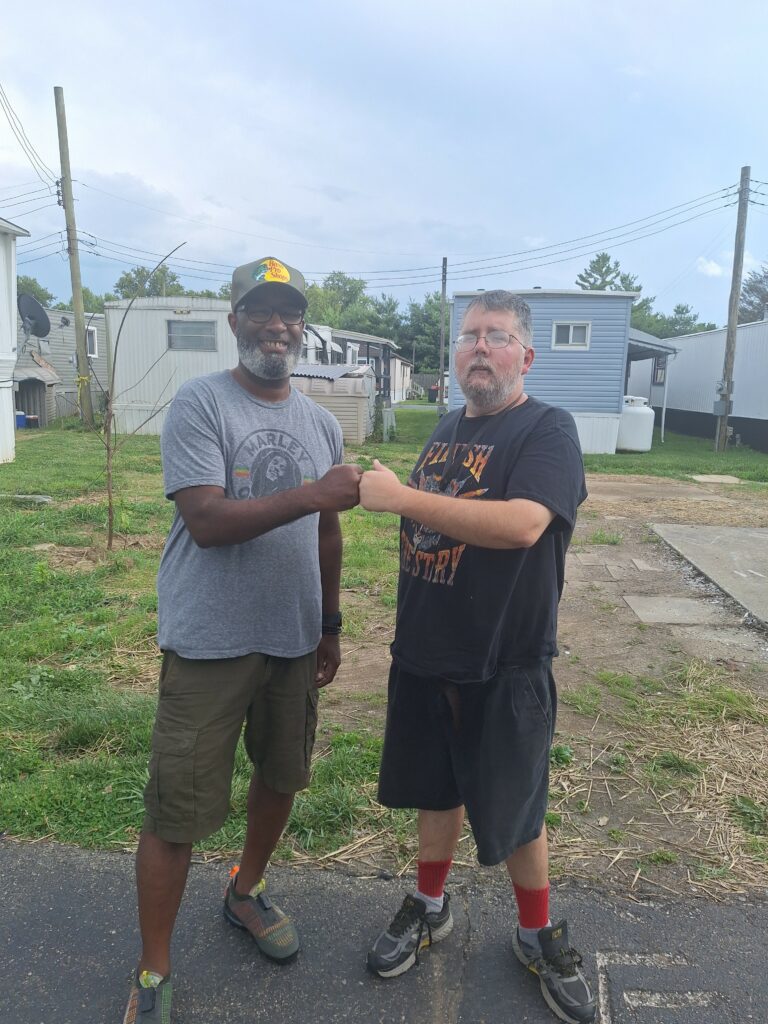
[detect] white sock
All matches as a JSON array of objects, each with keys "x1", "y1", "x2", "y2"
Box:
[
  {"x1": 414, "y1": 890, "x2": 444, "y2": 914},
  {"x1": 518, "y1": 920, "x2": 551, "y2": 950}
]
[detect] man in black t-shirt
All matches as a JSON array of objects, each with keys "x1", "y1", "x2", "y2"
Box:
[{"x1": 359, "y1": 291, "x2": 595, "y2": 1024}]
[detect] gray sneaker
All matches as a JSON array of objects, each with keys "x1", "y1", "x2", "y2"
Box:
[
  {"x1": 367, "y1": 893, "x2": 453, "y2": 978},
  {"x1": 512, "y1": 919, "x2": 596, "y2": 1024}
]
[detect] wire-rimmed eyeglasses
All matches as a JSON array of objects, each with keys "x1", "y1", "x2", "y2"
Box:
[{"x1": 455, "y1": 331, "x2": 525, "y2": 351}]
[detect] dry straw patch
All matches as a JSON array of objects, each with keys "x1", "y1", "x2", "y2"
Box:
[{"x1": 547, "y1": 660, "x2": 768, "y2": 898}]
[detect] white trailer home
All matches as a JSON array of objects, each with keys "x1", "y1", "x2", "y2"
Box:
[
  {"x1": 627, "y1": 319, "x2": 768, "y2": 451},
  {"x1": 106, "y1": 298, "x2": 378, "y2": 440},
  {"x1": 0, "y1": 216, "x2": 29, "y2": 463}
]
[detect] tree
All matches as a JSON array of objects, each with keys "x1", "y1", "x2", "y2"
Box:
[
  {"x1": 16, "y1": 274, "x2": 56, "y2": 306},
  {"x1": 399, "y1": 291, "x2": 449, "y2": 371},
  {"x1": 113, "y1": 265, "x2": 187, "y2": 299},
  {"x1": 739, "y1": 265, "x2": 768, "y2": 324},
  {"x1": 54, "y1": 286, "x2": 118, "y2": 313},
  {"x1": 576, "y1": 253, "x2": 716, "y2": 338},
  {"x1": 576, "y1": 252, "x2": 621, "y2": 290}
]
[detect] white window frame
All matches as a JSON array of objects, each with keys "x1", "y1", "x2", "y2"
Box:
[
  {"x1": 166, "y1": 320, "x2": 217, "y2": 352},
  {"x1": 551, "y1": 321, "x2": 591, "y2": 350},
  {"x1": 86, "y1": 326, "x2": 98, "y2": 359}
]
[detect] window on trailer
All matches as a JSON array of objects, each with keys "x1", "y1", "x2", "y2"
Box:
[
  {"x1": 552, "y1": 322, "x2": 591, "y2": 349},
  {"x1": 167, "y1": 320, "x2": 217, "y2": 351},
  {"x1": 86, "y1": 326, "x2": 98, "y2": 358}
]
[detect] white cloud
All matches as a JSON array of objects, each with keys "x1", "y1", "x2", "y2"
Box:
[
  {"x1": 523, "y1": 236, "x2": 547, "y2": 249},
  {"x1": 696, "y1": 257, "x2": 725, "y2": 277}
]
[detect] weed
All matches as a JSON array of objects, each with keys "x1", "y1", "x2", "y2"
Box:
[
  {"x1": 545, "y1": 811, "x2": 563, "y2": 828},
  {"x1": 608, "y1": 829, "x2": 627, "y2": 843},
  {"x1": 647, "y1": 752, "x2": 702, "y2": 777},
  {"x1": 640, "y1": 850, "x2": 679, "y2": 866},
  {"x1": 550, "y1": 744, "x2": 575, "y2": 767},
  {"x1": 588, "y1": 530, "x2": 623, "y2": 545},
  {"x1": 561, "y1": 684, "x2": 602, "y2": 717},
  {"x1": 731, "y1": 796, "x2": 768, "y2": 836}
]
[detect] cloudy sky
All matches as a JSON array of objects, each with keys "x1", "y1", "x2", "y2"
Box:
[{"x1": 2, "y1": 0, "x2": 767, "y2": 324}]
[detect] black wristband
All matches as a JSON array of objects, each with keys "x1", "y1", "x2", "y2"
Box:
[{"x1": 321, "y1": 611, "x2": 342, "y2": 635}]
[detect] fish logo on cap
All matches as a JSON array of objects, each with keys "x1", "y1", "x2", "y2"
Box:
[{"x1": 253, "y1": 259, "x2": 291, "y2": 284}]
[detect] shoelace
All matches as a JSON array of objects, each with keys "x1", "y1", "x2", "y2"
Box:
[
  {"x1": 540, "y1": 946, "x2": 583, "y2": 977},
  {"x1": 388, "y1": 898, "x2": 434, "y2": 964}
]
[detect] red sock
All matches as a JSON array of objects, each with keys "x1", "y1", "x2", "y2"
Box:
[
  {"x1": 513, "y1": 883, "x2": 550, "y2": 929},
  {"x1": 417, "y1": 859, "x2": 452, "y2": 898}
]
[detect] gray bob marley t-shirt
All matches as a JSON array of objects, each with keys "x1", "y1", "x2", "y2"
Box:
[{"x1": 157, "y1": 371, "x2": 344, "y2": 659}]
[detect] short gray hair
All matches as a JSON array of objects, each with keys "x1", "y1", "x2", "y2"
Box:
[{"x1": 461, "y1": 290, "x2": 533, "y2": 347}]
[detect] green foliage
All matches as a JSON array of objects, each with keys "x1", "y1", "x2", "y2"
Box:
[
  {"x1": 17, "y1": 274, "x2": 56, "y2": 306},
  {"x1": 113, "y1": 265, "x2": 187, "y2": 299},
  {"x1": 647, "y1": 752, "x2": 702, "y2": 778},
  {"x1": 576, "y1": 252, "x2": 621, "y2": 290},
  {"x1": 550, "y1": 744, "x2": 575, "y2": 767},
  {"x1": 731, "y1": 796, "x2": 768, "y2": 835},
  {"x1": 588, "y1": 529, "x2": 623, "y2": 545},
  {"x1": 53, "y1": 286, "x2": 117, "y2": 313},
  {"x1": 561, "y1": 684, "x2": 602, "y2": 717},
  {"x1": 739, "y1": 264, "x2": 768, "y2": 324},
  {"x1": 575, "y1": 253, "x2": 716, "y2": 337}
]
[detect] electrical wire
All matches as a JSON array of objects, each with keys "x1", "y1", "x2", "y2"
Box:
[
  {"x1": 0, "y1": 186, "x2": 52, "y2": 207},
  {"x1": 13, "y1": 238, "x2": 63, "y2": 257},
  {"x1": 18, "y1": 248, "x2": 66, "y2": 266},
  {"x1": 17, "y1": 231, "x2": 63, "y2": 250},
  {"x1": 0, "y1": 84, "x2": 57, "y2": 185},
  {"x1": 7, "y1": 202, "x2": 60, "y2": 218}
]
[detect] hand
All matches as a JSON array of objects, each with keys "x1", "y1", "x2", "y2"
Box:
[
  {"x1": 359, "y1": 459, "x2": 405, "y2": 513},
  {"x1": 313, "y1": 464, "x2": 362, "y2": 512},
  {"x1": 315, "y1": 634, "x2": 341, "y2": 687}
]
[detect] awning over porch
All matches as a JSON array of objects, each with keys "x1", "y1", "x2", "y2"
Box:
[{"x1": 626, "y1": 329, "x2": 679, "y2": 442}]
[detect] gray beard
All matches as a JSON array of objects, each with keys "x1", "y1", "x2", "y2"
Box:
[
  {"x1": 237, "y1": 333, "x2": 300, "y2": 380},
  {"x1": 458, "y1": 360, "x2": 520, "y2": 411}
]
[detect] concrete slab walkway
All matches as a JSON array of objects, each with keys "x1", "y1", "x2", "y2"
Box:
[{"x1": 652, "y1": 524, "x2": 768, "y2": 626}]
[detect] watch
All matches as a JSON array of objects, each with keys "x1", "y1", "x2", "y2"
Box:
[{"x1": 321, "y1": 611, "x2": 343, "y2": 635}]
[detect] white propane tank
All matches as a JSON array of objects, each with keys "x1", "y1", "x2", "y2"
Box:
[{"x1": 616, "y1": 396, "x2": 655, "y2": 452}]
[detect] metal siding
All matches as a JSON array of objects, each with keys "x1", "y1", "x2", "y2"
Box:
[
  {"x1": 449, "y1": 292, "x2": 631, "y2": 416},
  {"x1": 15, "y1": 309, "x2": 109, "y2": 418},
  {"x1": 639, "y1": 322, "x2": 768, "y2": 420},
  {"x1": 108, "y1": 300, "x2": 236, "y2": 434}
]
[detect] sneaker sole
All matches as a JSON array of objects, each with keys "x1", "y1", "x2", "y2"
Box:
[
  {"x1": 223, "y1": 904, "x2": 300, "y2": 964},
  {"x1": 369, "y1": 913, "x2": 454, "y2": 979}
]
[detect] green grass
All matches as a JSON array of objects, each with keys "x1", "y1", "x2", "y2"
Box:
[
  {"x1": 588, "y1": 529, "x2": 623, "y2": 546},
  {"x1": 731, "y1": 796, "x2": 768, "y2": 836},
  {"x1": 560, "y1": 683, "x2": 602, "y2": 717},
  {"x1": 583, "y1": 428, "x2": 768, "y2": 481}
]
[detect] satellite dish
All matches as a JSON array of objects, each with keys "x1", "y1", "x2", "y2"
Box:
[{"x1": 18, "y1": 294, "x2": 51, "y2": 340}]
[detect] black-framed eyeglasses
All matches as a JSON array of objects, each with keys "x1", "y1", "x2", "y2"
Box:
[
  {"x1": 455, "y1": 331, "x2": 525, "y2": 351},
  {"x1": 236, "y1": 304, "x2": 305, "y2": 325}
]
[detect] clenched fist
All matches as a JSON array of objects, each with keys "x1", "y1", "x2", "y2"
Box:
[
  {"x1": 359, "y1": 459, "x2": 406, "y2": 513},
  {"x1": 312, "y1": 463, "x2": 363, "y2": 511}
]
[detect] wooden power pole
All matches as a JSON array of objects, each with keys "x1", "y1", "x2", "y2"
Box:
[
  {"x1": 54, "y1": 86, "x2": 94, "y2": 427},
  {"x1": 437, "y1": 257, "x2": 448, "y2": 410},
  {"x1": 715, "y1": 165, "x2": 750, "y2": 451}
]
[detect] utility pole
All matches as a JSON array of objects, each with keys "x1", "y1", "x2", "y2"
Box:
[
  {"x1": 715, "y1": 165, "x2": 750, "y2": 452},
  {"x1": 54, "y1": 86, "x2": 94, "y2": 427},
  {"x1": 437, "y1": 257, "x2": 448, "y2": 411}
]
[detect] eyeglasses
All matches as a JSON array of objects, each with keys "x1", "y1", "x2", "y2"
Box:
[
  {"x1": 237, "y1": 305, "x2": 305, "y2": 325},
  {"x1": 455, "y1": 331, "x2": 525, "y2": 351}
]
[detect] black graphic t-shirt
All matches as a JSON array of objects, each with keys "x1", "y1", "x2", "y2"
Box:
[{"x1": 391, "y1": 397, "x2": 587, "y2": 683}]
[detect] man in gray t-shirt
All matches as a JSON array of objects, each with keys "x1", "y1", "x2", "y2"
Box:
[{"x1": 125, "y1": 257, "x2": 362, "y2": 1022}]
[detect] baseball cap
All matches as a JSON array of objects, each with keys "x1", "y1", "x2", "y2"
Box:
[{"x1": 230, "y1": 257, "x2": 307, "y2": 311}]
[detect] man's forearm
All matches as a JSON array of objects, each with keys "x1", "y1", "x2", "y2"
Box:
[
  {"x1": 318, "y1": 511, "x2": 343, "y2": 612},
  {"x1": 182, "y1": 486, "x2": 321, "y2": 548},
  {"x1": 396, "y1": 488, "x2": 552, "y2": 549}
]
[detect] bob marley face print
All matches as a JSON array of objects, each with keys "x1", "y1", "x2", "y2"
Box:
[{"x1": 230, "y1": 429, "x2": 318, "y2": 500}]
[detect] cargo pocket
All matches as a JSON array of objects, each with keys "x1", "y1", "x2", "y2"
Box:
[{"x1": 145, "y1": 725, "x2": 198, "y2": 828}]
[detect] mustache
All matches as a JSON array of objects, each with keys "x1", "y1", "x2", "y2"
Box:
[{"x1": 467, "y1": 358, "x2": 494, "y2": 371}]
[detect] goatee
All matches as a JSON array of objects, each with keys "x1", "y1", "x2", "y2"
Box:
[{"x1": 237, "y1": 333, "x2": 300, "y2": 380}]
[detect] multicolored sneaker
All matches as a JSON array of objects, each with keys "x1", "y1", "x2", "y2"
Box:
[
  {"x1": 223, "y1": 875, "x2": 300, "y2": 963},
  {"x1": 122, "y1": 970, "x2": 173, "y2": 1023},
  {"x1": 367, "y1": 893, "x2": 453, "y2": 978},
  {"x1": 512, "y1": 919, "x2": 596, "y2": 1024}
]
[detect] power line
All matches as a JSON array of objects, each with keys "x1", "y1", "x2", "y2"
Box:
[
  {"x1": 18, "y1": 248, "x2": 66, "y2": 266},
  {"x1": 0, "y1": 84, "x2": 57, "y2": 185},
  {"x1": 0, "y1": 179, "x2": 41, "y2": 192},
  {"x1": 17, "y1": 231, "x2": 64, "y2": 250},
  {"x1": 8, "y1": 202, "x2": 60, "y2": 218},
  {"x1": 0, "y1": 186, "x2": 52, "y2": 207},
  {"x1": 13, "y1": 238, "x2": 63, "y2": 257}
]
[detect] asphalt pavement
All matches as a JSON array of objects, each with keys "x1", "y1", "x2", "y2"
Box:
[{"x1": 1, "y1": 838, "x2": 765, "y2": 1024}]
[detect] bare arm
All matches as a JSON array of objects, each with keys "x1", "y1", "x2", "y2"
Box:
[
  {"x1": 359, "y1": 459, "x2": 555, "y2": 549},
  {"x1": 314, "y1": 509, "x2": 343, "y2": 687},
  {"x1": 174, "y1": 464, "x2": 361, "y2": 548}
]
